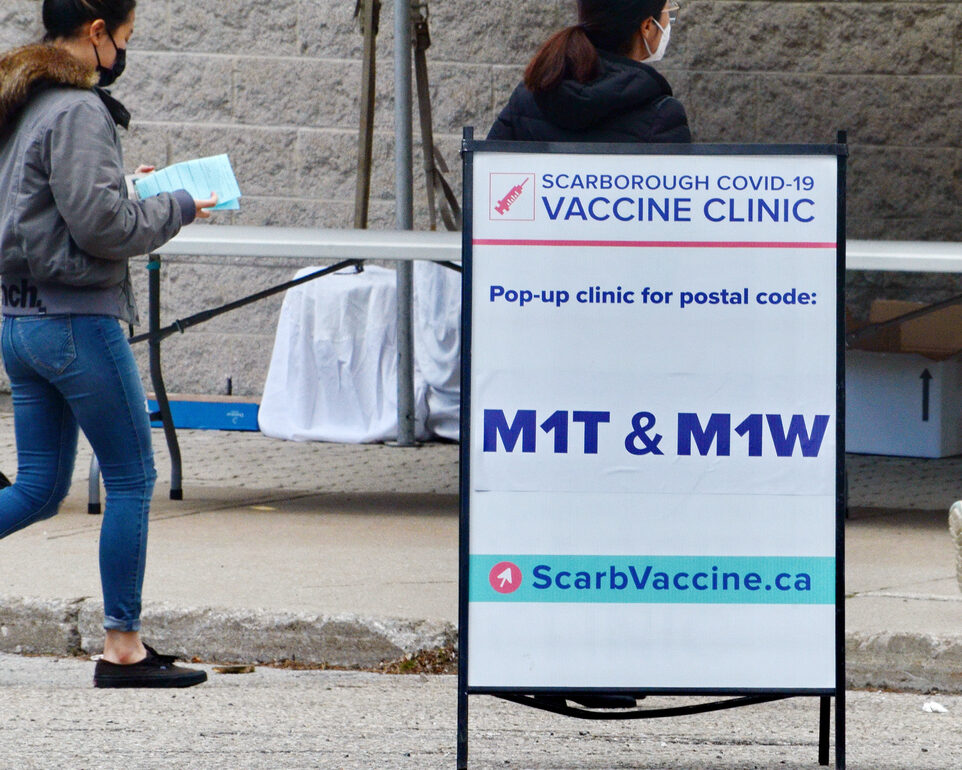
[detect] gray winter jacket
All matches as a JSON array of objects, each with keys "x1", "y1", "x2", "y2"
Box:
[{"x1": 0, "y1": 44, "x2": 194, "y2": 323}]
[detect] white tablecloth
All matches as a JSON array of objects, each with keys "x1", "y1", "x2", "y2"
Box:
[
  {"x1": 414, "y1": 261, "x2": 461, "y2": 441},
  {"x1": 259, "y1": 264, "x2": 461, "y2": 443}
]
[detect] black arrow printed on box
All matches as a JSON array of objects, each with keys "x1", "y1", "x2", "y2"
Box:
[{"x1": 921, "y1": 369, "x2": 932, "y2": 422}]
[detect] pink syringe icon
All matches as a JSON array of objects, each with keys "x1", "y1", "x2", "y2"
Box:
[{"x1": 494, "y1": 177, "x2": 529, "y2": 215}]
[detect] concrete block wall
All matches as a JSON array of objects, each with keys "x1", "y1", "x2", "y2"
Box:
[{"x1": 1, "y1": 0, "x2": 960, "y2": 394}]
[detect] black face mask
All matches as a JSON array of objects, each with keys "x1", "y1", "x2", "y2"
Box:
[{"x1": 93, "y1": 33, "x2": 126, "y2": 88}]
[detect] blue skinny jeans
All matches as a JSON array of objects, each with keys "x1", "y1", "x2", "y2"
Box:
[{"x1": 0, "y1": 315, "x2": 156, "y2": 631}]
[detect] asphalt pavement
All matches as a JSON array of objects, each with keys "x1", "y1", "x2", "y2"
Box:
[{"x1": 0, "y1": 652, "x2": 960, "y2": 769}]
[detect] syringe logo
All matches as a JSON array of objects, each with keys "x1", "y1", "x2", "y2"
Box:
[
  {"x1": 489, "y1": 173, "x2": 535, "y2": 221},
  {"x1": 494, "y1": 178, "x2": 529, "y2": 216}
]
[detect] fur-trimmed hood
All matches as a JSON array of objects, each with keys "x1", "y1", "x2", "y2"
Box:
[{"x1": 0, "y1": 44, "x2": 97, "y2": 130}]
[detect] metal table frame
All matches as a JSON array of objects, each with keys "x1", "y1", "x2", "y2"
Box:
[
  {"x1": 88, "y1": 225, "x2": 460, "y2": 510},
  {"x1": 86, "y1": 228, "x2": 960, "y2": 509}
]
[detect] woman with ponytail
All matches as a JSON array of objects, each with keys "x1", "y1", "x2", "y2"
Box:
[
  {"x1": 487, "y1": 0, "x2": 688, "y2": 712},
  {"x1": 488, "y1": 0, "x2": 689, "y2": 143},
  {"x1": 0, "y1": 0, "x2": 215, "y2": 688}
]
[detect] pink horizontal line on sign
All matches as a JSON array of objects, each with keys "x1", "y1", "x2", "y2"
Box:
[{"x1": 473, "y1": 239, "x2": 837, "y2": 249}]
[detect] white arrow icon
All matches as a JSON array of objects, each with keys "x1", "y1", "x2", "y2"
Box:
[{"x1": 496, "y1": 567, "x2": 514, "y2": 589}]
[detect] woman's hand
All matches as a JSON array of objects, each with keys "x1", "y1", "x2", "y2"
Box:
[
  {"x1": 194, "y1": 192, "x2": 218, "y2": 220},
  {"x1": 134, "y1": 165, "x2": 155, "y2": 174}
]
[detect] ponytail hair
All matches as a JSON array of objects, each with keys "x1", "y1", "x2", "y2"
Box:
[
  {"x1": 524, "y1": 0, "x2": 666, "y2": 93},
  {"x1": 524, "y1": 25, "x2": 598, "y2": 94},
  {"x1": 42, "y1": 0, "x2": 137, "y2": 41}
]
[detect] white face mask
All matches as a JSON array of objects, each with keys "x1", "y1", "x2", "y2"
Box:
[{"x1": 643, "y1": 18, "x2": 671, "y2": 63}]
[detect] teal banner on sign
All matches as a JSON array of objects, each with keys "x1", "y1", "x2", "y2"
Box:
[{"x1": 470, "y1": 555, "x2": 835, "y2": 605}]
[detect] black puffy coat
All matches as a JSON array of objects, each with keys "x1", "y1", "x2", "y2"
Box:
[{"x1": 487, "y1": 49, "x2": 690, "y2": 144}]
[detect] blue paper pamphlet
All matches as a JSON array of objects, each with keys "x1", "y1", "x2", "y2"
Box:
[{"x1": 134, "y1": 154, "x2": 242, "y2": 211}]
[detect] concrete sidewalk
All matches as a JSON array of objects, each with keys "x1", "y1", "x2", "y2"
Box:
[{"x1": 2, "y1": 408, "x2": 962, "y2": 692}]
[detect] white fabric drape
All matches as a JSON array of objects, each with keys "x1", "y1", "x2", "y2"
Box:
[
  {"x1": 259, "y1": 263, "x2": 461, "y2": 443},
  {"x1": 413, "y1": 261, "x2": 462, "y2": 441},
  {"x1": 259, "y1": 265, "x2": 429, "y2": 442}
]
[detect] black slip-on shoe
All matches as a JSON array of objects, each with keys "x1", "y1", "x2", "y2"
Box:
[{"x1": 93, "y1": 644, "x2": 207, "y2": 689}]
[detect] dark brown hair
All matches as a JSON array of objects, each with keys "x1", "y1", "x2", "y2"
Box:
[
  {"x1": 42, "y1": 0, "x2": 137, "y2": 41},
  {"x1": 524, "y1": 0, "x2": 665, "y2": 93}
]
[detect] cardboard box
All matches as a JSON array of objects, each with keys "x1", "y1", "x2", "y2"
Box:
[
  {"x1": 846, "y1": 300, "x2": 962, "y2": 457},
  {"x1": 147, "y1": 394, "x2": 260, "y2": 432},
  {"x1": 870, "y1": 300, "x2": 962, "y2": 356}
]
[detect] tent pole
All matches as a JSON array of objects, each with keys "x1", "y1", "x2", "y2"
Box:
[{"x1": 394, "y1": 0, "x2": 416, "y2": 445}]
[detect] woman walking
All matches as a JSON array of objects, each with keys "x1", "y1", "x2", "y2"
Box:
[{"x1": 0, "y1": 0, "x2": 215, "y2": 687}]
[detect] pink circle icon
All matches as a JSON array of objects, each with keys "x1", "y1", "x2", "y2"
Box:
[{"x1": 489, "y1": 561, "x2": 522, "y2": 594}]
